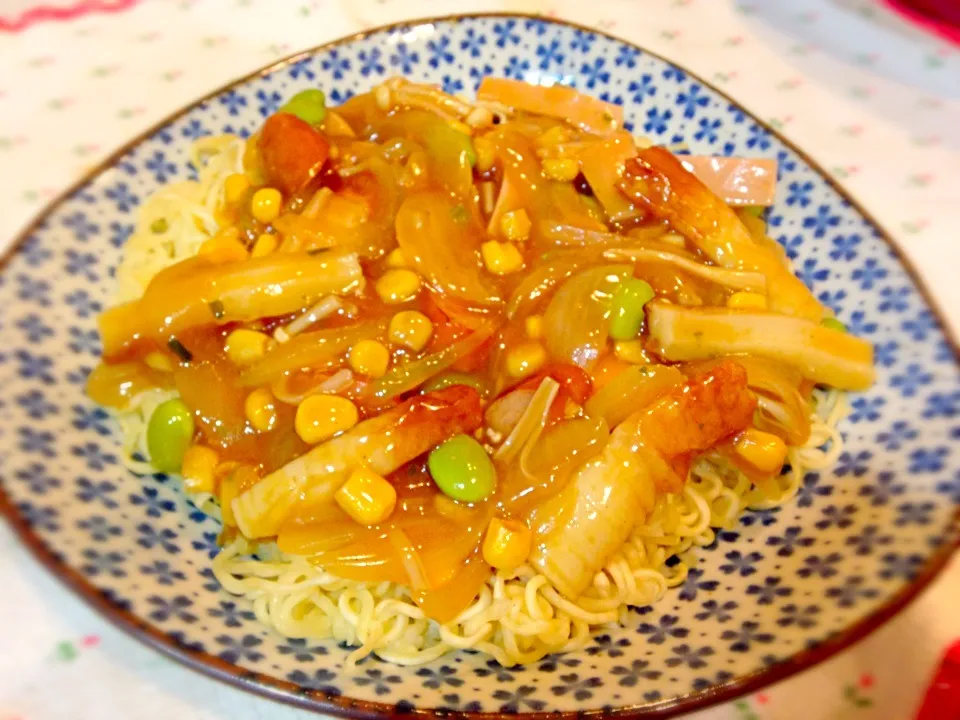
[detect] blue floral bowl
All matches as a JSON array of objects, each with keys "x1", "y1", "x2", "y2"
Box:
[{"x1": 1, "y1": 13, "x2": 958, "y2": 718}]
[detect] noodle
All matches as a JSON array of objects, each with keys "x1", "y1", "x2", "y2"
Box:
[
  {"x1": 202, "y1": 400, "x2": 845, "y2": 666},
  {"x1": 106, "y1": 127, "x2": 853, "y2": 668}
]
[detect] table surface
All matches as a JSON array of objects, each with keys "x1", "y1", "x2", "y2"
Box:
[{"x1": 1, "y1": 1, "x2": 959, "y2": 718}]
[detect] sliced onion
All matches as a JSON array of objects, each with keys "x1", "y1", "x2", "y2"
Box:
[
  {"x1": 505, "y1": 250, "x2": 603, "y2": 319},
  {"x1": 542, "y1": 264, "x2": 632, "y2": 369},
  {"x1": 584, "y1": 364, "x2": 684, "y2": 428},
  {"x1": 241, "y1": 317, "x2": 388, "y2": 386},
  {"x1": 276, "y1": 296, "x2": 347, "y2": 341},
  {"x1": 270, "y1": 369, "x2": 353, "y2": 405},
  {"x1": 396, "y1": 191, "x2": 502, "y2": 308},
  {"x1": 540, "y1": 222, "x2": 642, "y2": 248},
  {"x1": 364, "y1": 326, "x2": 493, "y2": 400},
  {"x1": 494, "y1": 377, "x2": 559, "y2": 466},
  {"x1": 386, "y1": 528, "x2": 430, "y2": 592},
  {"x1": 603, "y1": 247, "x2": 767, "y2": 292},
  {"x1": 503, "y1": 415, "x2": 609, "y2": 514},
  {"x1": 485, "y1": 389, "x2": 534, "y2": 436}
]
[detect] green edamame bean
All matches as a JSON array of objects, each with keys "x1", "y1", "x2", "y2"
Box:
[
  {"x1": 821, "y1": 317, "x2": 846, "y2": 333},
  {"x1": 280, "y1": 89, "x2": 327, "y2": 125},
  {"x1": 147, "y1": 398, "x2": 195, "y2": 473},
  {"x1": 609, "y1": 278, "x2": 655, "y2": 341},
  {"x1": 427, "y1": 434, "x2": 496, "y2": 502},
  {"x1": 422, "y1": 372, "x2": 486, "y2": 395}
]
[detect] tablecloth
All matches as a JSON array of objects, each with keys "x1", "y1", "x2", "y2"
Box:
[{"x1": 1, "y1": 1, "x2": 958, "y2": 718}]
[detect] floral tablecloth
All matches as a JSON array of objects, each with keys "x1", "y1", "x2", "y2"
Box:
[{"x1": 1, "y1": 1, "x2": 959, "y2": 718}]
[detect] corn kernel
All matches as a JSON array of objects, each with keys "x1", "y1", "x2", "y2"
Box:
[
  {"x1": 375, "y1": 269, "x2": 422, "y2": 304},
  {"x1": 474, "y1": 136, "x2": 495, "y2": 173},
  {"x1": 542, "y1": 157, "x2": 580, "y2": 182},
  {"x1": 251, "y1": 233, "x2": 278, "y2": 257},
  {"x1": 250, "y1": 187, "x2": 282, "y2": 223},
  {"x1": 181, "y1": 445, "x2": 220, "y2": 494},
  {"x1": 295, "y1": 395, "x2": 359, "y2": 444},
  {"x1": 727, "y1": 291, "x2": 768, "y2": 310},
  {"x1": 348, "y1": 339, "x2": 390, "y2": 378},
  {"x1": 525, "y1": 314, "x2": 543, "y2": 340},
  {"x1": 224, "y1": 173, "x2": 251, "y2": 205},
  {"x1": 614, "y1": 339, "x2": 649, "y2": 365},
  {"x1": 537, "y1": 125, "x2": 573, "y2": 147},
  {"x1": 245, "y1": 387, "x2": 278, "y2": 432},
  {"x1": 481, "y1": 240, "x2": 524, "y2": 275},
  {"x1": 335, "y1": 467, "x2": 397, "y2": 525},
  {"x1": 198, "y1": 231, "x2": 248, "y2": 262},
  {"x1": 225, "y1": 328, "x2": 270, "y2": 366},
  {"x1": 482, "y1": 517, "x2": 532, "y2": 570},
  {"x1": 734, "y1": 429, "x2": 788, "y2": 474},
  {"x1": 384, "y1": 248, "x2": 407, "y2": 268},
  {"x1": 506, "y1": 341, "x2": 547, "y2": 378},
  {"x1": 500, "y1": 209, "x2": 532, "y2": 242},
  {"x1": 388, "y1": 310, "x2": 434, "y2": 352},
  {"x1": 145, "y1": 352, "x2": 174, "y2": 372}
]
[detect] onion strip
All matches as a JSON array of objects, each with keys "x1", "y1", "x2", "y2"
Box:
[
  {"x1": 603, "y1": 247, "x2": 767, "y2": 292},
  {"x1": 494, "y1": 378, "x2": 560, "y2": 466}
]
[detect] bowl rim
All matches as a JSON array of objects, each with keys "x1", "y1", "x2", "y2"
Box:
[{"x1": 1, "y1": 11, "x2": 959, "y2": 719}]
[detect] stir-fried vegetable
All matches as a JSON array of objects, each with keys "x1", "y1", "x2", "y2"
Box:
[
  {"x1": 577, "y1": 132, "x2": 640, "y2": 221},
  {"x1": 584, "y1": 364, "x2": 684, "y2": 428},
  {"x1": 395, "y1": 191, "x2": 502, "y2": 308},
  {"x1": 494, "y1": 377, "x2": 560, "y2": 467},
  {"x1": 239, "y1": 318, "x2": 389, "y2": 387},
  {"x1": 362, "y1": 325, "x2": 494, "y2": 400},
  {"x1": 100, "y1": 250, "x2": 363, "y2": 359},
  {"x1": 232, "y1": 386, "x2": 483, "y2": 538},
  {"x1": 542, "y1": 264, "x2": 632, "y2": 368},
  {"x1": 603, "y1": 247, "x2": 768, "y2": 292},
  {"x1": 621, "y1": 148, "x2": 824, "y2": 322},
  {"x1": 646, "y1": 301, "x2": 876, "y2": 390}
]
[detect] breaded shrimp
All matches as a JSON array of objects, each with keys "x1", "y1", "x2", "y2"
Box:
[
  {"x1": 620, "y1": 148, "x2": 823, "y2": 322},
  {"x1": 530, "y1": 360, "x2": 756, "y2": 599}
]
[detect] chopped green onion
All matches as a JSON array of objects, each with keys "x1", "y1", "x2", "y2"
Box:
[
  {"x1": 280, "y1": 88, "x2": 327, "y2": 125},
  {"x1": 167, "y1": 337, "x2": 193, "y2": 362},
  {"x1": 421, "y1": 371, "x2": 486, "y2": 395},
  {"x1": 821, "y1": 317, "x2": 846, "y2": 333},
  {"x1": 451, "y1": 203, "x2": 469, "y2": 224},
  {"x1": 208, "y1": 300, "x2": 225, "y2": 320},
  {"x1": 150, "y1": 218, "x2": 169, "y2": 234}
]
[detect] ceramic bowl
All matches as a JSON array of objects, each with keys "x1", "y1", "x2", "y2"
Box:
[{"x1": 1, "y1": 13, "x2": 958, "y2": 719}]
